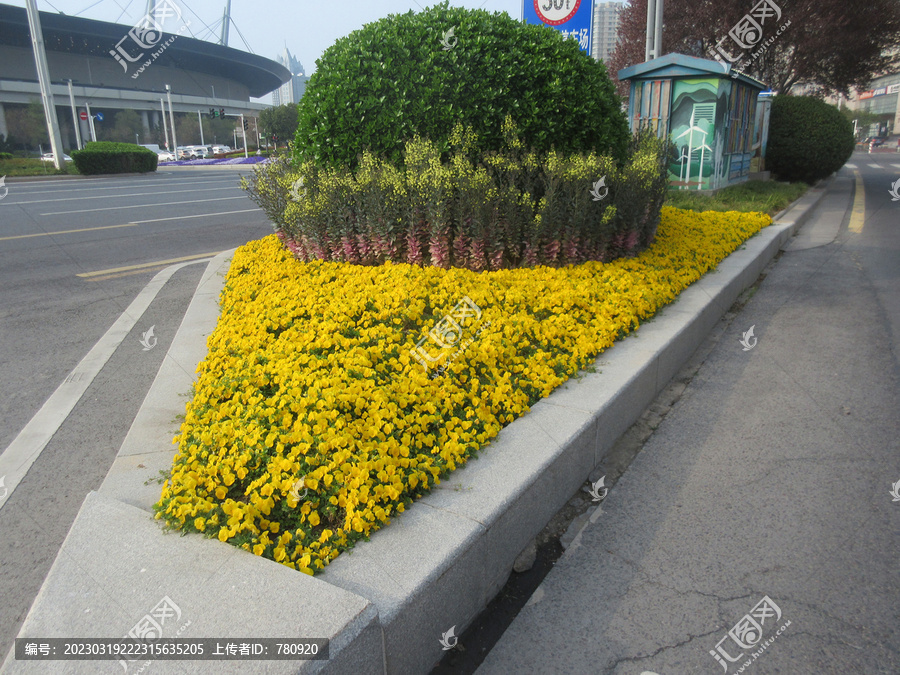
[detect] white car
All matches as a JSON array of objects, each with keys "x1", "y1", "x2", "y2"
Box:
[
  {"x1": 157, "y1": 151, "x2": 176, "y2": 162},
  {"x1": 211, "y1": 145, "x2": 231, "y2": 154},
  {"x1": 40, "y1": 152, "x2": 73, "y2": 162}
]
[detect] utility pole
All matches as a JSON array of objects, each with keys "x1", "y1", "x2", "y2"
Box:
[
  {"x1": 25, "y1": 0, "x2": 64, "y2": 169},
  {"x1": 198, "y1": 110, "x2": 205, "y2": 145},
  {"x1": 67, "y1": 79, "x2": 82, "y2": 151},
  {"x1": 645, "y1": 0, "x2": 664, "y2": 61},
  {"x1": 166, "y1": 84, "x2": 178, "y2": 158}
]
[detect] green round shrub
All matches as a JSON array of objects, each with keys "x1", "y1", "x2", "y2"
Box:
[
  {"x1": 294, "y1": 1, "x2": 630, "y2": 169},
  {"x1": 765, "y1": 96, "x2": 854, "y2": 183}
]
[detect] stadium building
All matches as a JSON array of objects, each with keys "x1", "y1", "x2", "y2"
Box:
[{"x1": 0, "y1": 2, "x2": 290, "y2": 149}]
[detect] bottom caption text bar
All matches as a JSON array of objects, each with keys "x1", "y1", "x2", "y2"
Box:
[{"x1": 15, "y1": 638, "x2": 328, "y2": 660}]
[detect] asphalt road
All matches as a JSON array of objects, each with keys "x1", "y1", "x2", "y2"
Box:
[
  {"x1": 475, "y1": 153, "x2": 900, "y2": 673},
  {"x1": 0, "y1": 167, "x2": 272, "y2": 660}
]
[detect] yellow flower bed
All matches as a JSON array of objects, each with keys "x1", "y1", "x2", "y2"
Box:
[{"x1": 155, "y1": 207, "x2": 769, "y2": 574}]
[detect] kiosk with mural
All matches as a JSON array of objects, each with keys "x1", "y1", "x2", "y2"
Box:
[{"x1": 618, "y1": 54, "x2": 768, "y2": 190}]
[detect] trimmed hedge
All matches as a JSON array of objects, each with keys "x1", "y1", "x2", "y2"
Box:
[
  {"x1": 0, "y1": 152, "x2": 12, "y2": 160},
  {"x1": 294, "y1": 1, "x2": 630, "y2": 169},
  {"x1": 246, "y1": 123, "x2": 669, "y2": 270},
  {"x1": 71, "y1": 142, "x2": 158, "y2": 175},
  {"x1": 766, "y1": 96, "x2": 854, "y2": 183}
]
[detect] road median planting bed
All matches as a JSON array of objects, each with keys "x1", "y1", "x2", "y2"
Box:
[{"x1": 154, "y1": 206, "x2": 771, "y2": 574}]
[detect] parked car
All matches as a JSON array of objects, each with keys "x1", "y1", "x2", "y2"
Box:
[
  {"x1": 870, "y1": 137, "x2": 885, "y2": 147},
  {"x1": 211, "y1": 145, "x2": 231, "y2": 155},
  {"x1": 192, "y1": 146, "x2": 214, "y2": 159},
  {"x1": 157, "y1": 151, "x2": 176, "y2": 162},
  {"x1": 176, "y1": 147, "x2": 197, "y2": 160},
  {"x1": 40, "y1": 152, "x2": 73, "y2": 162}
]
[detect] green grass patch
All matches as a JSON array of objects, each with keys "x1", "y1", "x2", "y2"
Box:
[
  {"x1": 665, "y1": 180, "x2": 807, "y2": 216},
  {"x1": 0, "y1": 158, "x2": 80, "y2": 177}
]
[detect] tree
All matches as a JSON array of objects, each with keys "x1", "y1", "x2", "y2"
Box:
[
  {"x1": 609, "y1": 0, "x2": 900, "y2": 96},
  {"x1": 259, "y1": 103, "x2": 298, "y2": 145},
  {"x1": 4, "y1": 101, "x2": 49, "y2": 151},
  {"x1": 840, "y1": 106, "x2": 887, "y2": 138},
  {"x1": 104, "y1": 109, "x2": 143, "y2": 143}
]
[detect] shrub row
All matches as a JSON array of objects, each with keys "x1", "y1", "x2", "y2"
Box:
[
  {"x1": 244, "y1": 124, "x2": 670, "y2": 270},
  {"x1": 0, "y1": 152, "x2": 12, "y2": 160},
  {"x1": 70, "y1": 141, "x2": 157, "y2": 175},
  {"x1": 766, "y1": 96, "x2": 854, "y2": 183}
]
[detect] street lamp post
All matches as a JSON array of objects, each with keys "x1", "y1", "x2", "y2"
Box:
[
  {"x1": 197, "y1": 110, "x2": 205, "y2": 145},
  {"x1": 85, "y1": 102, "x2": 97, "y2": 142},
  {"x1": 160, "y1": 98, "x2": 169, "y2": 150},
  {"x1": 166, "y1": 84, "x2": 178, "y2": 158},
  {"x1": 25, "y1": 0, "x2": 64, "y2": 169},
  {"x1": 67, "y1": 79, "x2": 82, "y2": 150}
]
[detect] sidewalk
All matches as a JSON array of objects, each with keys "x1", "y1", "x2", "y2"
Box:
[{"x1": 476, "y1": 172, "x2": 900, "y2": 673}]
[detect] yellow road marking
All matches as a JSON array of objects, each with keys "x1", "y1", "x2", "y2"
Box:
[
  {"x1": 848, "y1": 170, "x2": 865, "y2": 233},
  {"x1": 0, "y1": 223, "x2": 137, "y2": 242},
  {"x1": 77, "y1": 251, "x2": 225, "y2": 278}
]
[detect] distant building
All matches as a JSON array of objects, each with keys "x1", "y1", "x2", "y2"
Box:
[
  {"x1": 272, "y1": 48, "x2": 308, "y2": 106},
  {"x1": 591, "y1": 1, "x2": 623, "y2": 63}
]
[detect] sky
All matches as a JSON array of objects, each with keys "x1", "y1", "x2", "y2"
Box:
[{"x1": 6, "y1": 0, "x2": 533, "y2": 102}]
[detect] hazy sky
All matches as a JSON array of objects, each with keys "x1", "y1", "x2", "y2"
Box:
[{"x1": 7, "y1": 0, "x2": 530, "y2": 101}]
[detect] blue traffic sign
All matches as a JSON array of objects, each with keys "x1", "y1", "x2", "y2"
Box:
[
  {"x1": 95, "y1": 112, "x2": 104, "y2": 122},
  {"x1": 523, "y1": 0, "x2": 593, "y2": 55}
]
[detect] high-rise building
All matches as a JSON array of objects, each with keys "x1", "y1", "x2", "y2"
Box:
[
  {"x1": 272, "y1": 48, "x2": 308, "y2": 105},
  {"x1": 592, "y1": 1, "x2": 624, "y2": 63}
]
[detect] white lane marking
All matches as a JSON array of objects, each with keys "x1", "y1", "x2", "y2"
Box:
[
  {"x1": 0, "y1": 178, "x2": 231, "y2": 194},
  {"x1": 867, "y1": 163, "x2": 882, "y2": 169},
  {"x1": 891, "y1": 164, "x2": 900, "y2": 169},
  {"x1": 130, "y1": 209, "x2": 263, "y2": 224},
  {"x1": 0, "y1": 257, "x2": 212, "y2": 513},
  {"x1": 8, "y1": 186, "x2": 237, "y2": 205},
  {"x1": 845, "y1": 163, "x2": 857, "y2": 168},
  {"x1": 40, "y1": 195, "x2": 247, "y2": 215}
]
